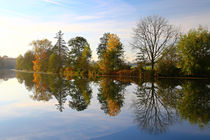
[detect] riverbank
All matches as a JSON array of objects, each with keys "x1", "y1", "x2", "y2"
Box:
[{"x1": 12, "y1": 69, "x2": 210, "y2": 80}]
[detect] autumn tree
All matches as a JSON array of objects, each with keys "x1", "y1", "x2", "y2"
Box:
[
  {"x1": 132, "y1": 15, "x2": 178, "y2": 70},
  {"x1": 31, "y1": 39, "x2": 53, "y2": 72},
  {"x1": 97, "y1": 33, "x2": 124, "y2": 74},
  {"x1": 177, "y1": 26, "x2": 210, "y2": 76}
]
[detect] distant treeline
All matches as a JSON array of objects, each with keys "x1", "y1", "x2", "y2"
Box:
[
  {"x1": 16, "y1": 15, "x2": 210, "y2": 78},
  {"x1": 0, "y1": 56, "x2": 16, "y2": 69}
]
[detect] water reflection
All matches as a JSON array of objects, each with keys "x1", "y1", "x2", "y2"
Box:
[
  {"x1": 177, "y1": 80, "x2": 210, "y2": 129},
  {"x1": 133, "y1": 80, "x2": 179, "y2": 134},
  {"x1": 68, "y1": 78, "x2": 92, "y2": 111},
  {"x1": 98, "y1": 77, "x2": 127, "y2": 116},
  {"x1": 15, "y1": 71, "x2": 210, "y2": 135},
  {"x1": 0, "y1": 70, "x2": 16, "y2": 81}
]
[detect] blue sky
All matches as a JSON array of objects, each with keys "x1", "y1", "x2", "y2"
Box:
[{"x1": 0, "y1": 0, "x2": 210, "y2": 61}]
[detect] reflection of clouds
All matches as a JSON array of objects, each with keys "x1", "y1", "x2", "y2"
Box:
[
  {"x1": 0, "y1": 101, "x2": 56, "y2": 119},
  {"x1": 0, "y1": 78, "x2": 134, "y2": 140},
  {"x1": 0, "y1": 100, "x2": 133, "y2": 140}
]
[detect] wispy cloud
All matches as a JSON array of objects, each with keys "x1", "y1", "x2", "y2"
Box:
[
  {"x1": 0, "y1": 9, "x2": 33, "y2": 19},
  {"x1": 43, "y1": 0, "x2": 63, "y2": 6},
  {"x1": 0, "y1": 0, "x2": 209, "y2": 61}
]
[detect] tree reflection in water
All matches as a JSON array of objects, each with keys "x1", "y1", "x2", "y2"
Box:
[
  {"x1": 48, "y1": 75, "x2": 68, "y2": 112},
  {"x1": 177, "y1": 80, "x2": 210, "y2": 129},
  {"x1": 67, "y1": 78, "x2": 92, "y2": 111},
  {"x1": 15, "y1": 71, "x2": 210, "y2": 133},
  {"x1": 133, "y1": 80, "x2": 180, "y2": 134},
  {"x1": 16, "y1": 72, "x2": 92, "y2": 112},
  {"x1": 98, "y1": 77, "x2": 127, "y2": 116}
]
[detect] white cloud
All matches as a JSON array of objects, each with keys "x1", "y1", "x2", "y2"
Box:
[{"x1": 0, "y1": 14, "x2": 134, "y2": 61}]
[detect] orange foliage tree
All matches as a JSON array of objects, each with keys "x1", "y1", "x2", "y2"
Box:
[{"x1": 31, "y1": 39, "x2": 52, "y2": 72}]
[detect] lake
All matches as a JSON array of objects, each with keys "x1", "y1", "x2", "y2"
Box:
[{"x1": 0, "y1": 70, "x2": 209, "y2": 140}]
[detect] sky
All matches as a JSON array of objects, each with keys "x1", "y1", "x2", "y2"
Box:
[{"x1": 0, "y1": 0, "x2": 210, "y2": 61}]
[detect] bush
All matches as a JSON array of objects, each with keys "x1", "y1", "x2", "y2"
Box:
[{"x1": 157, "y1": 59, "x2": 180, "y2": 77}]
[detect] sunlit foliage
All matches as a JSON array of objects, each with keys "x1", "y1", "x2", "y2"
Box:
[
  {"x1": 31, "y1": 39, "x2": 53, "y2": 72},
  {"x1": 177, "y1": 26, "x2": 210, "y2": 76},
  {"x1": 98, "y1": 33, "x2": 124, "y2": 74}
]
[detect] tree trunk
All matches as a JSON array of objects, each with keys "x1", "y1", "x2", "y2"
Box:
[{"x1": 151, "y1": 59, "x2": 155, "y2": 77}]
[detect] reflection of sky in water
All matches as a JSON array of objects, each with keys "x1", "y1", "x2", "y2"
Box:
[{"x1": 0, "y1": 77, "x2": 209, "y2": 140}]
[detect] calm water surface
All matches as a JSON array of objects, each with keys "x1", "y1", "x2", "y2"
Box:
[{"x1": 0, "y1": 70, "x2": 209, "y2": 140}]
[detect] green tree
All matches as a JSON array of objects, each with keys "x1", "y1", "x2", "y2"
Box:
[
  {"x1": 157, "y1": 46, "x2": 180, "y2": 76},
  {"x1": 48, "y1": 53, "x2": 61, "y2": 73},
  {"x1": 177, "y1": 26, "x2": 210, "y2": 76},
  {"x1": 67, "y1": 36, "x2": 91, "y2": 73},
  {"x1": 16, "y1": 55, "x2": 24, "y2": 70},
  {"x1": 23, "y1": 50, "x2": 34, "y2": 71},
  {"x1": 53, "y1": 30, "x2": 68, "y2": 67},
  {"x1": 97, "y1": 33, "x2": 109, "y2": 58}
]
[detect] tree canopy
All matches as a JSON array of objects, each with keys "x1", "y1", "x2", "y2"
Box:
[
  {"x1": 132, "y1": 15, "x2": 178, "y2": 70},
  {"x1": 177, "y1": 26, "x2": 210, "y2": 76},
  {"x1": 97, "y1": 33, "x2": 124, "y2": 74}
]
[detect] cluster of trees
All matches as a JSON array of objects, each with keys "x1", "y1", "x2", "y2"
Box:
[
  {"x1": 0, "y1": 56, "x2": 16, "y2": 69},
  {"x1": 16, "y1": 31, "x2": 126, "y2": 76},
  {"x1": 156, "y1": 26, "x2": 210, "y2": 77},
  {"x1": 16, "y1": 15, "x2": 210, "y2": 77},
  {"x1": 132, "y1": 15, "x2": 210, "y2": 77}
]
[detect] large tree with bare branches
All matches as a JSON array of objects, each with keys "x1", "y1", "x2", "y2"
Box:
[{"x1": 132, "y1": 15, "x2": 178, "y2": 70}]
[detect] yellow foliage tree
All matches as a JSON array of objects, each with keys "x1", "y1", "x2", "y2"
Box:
[{"x1": 98, "y1": 33, "x2": 124, "y2": 74}]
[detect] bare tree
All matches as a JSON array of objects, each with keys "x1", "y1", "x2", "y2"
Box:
[{"x1": 132, "y1": 15, "x2": 178, "y2": 70}]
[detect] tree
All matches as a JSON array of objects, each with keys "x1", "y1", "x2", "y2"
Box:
[
  {"x1": 16, "y1": 55, "x2": 24, "y2": 70},
  {"x1": 97, "y1": 33, "x2": 110, "y2": 58},
  {"x1": 177, "y1": 26, "x2": 210, "y2": 76},
  {"x1": 23, "y1": 50, "x2": 34, "y2": 71},
  {"x1": 67, "y1": 36, "x2": 91, "y2": 73},
  {"x1": 31, "y1": 39, "x2": 53, "y2": 72},
  {"x1": 97, "y1": 33, "x2": 124, "y2": 74},
  {"x1": 132, "y1": 15, "x2": 178, "y2": 70},
  {"x1": 157, "y1": 46, "x2": 180, "y2": 76},
  {"x1": 53, "y1": 30, "x2": 68, "y2": 66},
  {"x1": 48, "y1": 53, "x2": 61, "y2": 73}
]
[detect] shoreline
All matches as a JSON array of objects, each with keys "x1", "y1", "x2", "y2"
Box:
[{"x1": 12, "y1": 69, "x2": 210, "y2": 80}]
